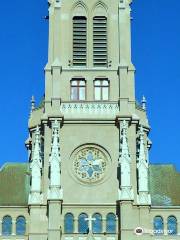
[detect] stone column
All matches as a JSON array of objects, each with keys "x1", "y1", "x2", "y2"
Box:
[
  {"x1": 74, "y1": 216, "x2": 78, "y2": 233},
  {"x1": 164, "y1": 219, "x2": 168, "y2": 236},
  {"x1": 102, "y1": 217, "x2": 106, "y2": 233},
  {"x1": 0, "y1": 220, "x2": 2, "y2": 236},
  {"x1": 12, "y1": 219, "x2": 16, "y2": 236}
]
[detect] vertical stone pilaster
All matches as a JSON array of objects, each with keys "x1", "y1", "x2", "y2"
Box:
[
  {"x1": 118, "y1": 0, "x2": 132, "y2": 64},
  {"x1": 48, "y1": 1, "x2": 55, "y2": 64},
  {"x1": 48, "y1": 201, "x2": 63, "y2": 240},
  {"x1": 45, "y1": 66, "x2": 53, "y2": 113}
]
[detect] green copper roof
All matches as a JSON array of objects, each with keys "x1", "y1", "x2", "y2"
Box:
[
  {"x1": 0, "y1": 162, "x2": 179, "y2": 207},
  {"x1": 0, "y1": 163, "x2": 30, "y2": 206},
  {"x1": 150, "y1": 164, "x2": 180, "y2": 206}
]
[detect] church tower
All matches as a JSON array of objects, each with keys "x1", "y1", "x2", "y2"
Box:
[{"x1": 27, "y1": 0, "x2": 152, "y2": 239}]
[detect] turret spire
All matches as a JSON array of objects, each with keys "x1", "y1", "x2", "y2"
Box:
[
  {"x1": 29, "y1": 126, "x2": 42, "y2": 204},
  {"x1": 119, "y1": 120, "x2": 134, "y2": 200},
  {"x1": 137, "y1": 125, "x2": 151, "y2": 205},
  {"x1": 30, "y1": 95, "x2": 35, "y2": 115},
  {"x1": 48, "y1": 120, "x2": 63, "y2": 200}
]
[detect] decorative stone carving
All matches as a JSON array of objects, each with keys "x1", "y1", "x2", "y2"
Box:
[
  {"x1": 29, "y1": 126, "x2": 43, "y2": 205},
  {"x1": 119, "y1": 120, "x2": 134, "y2": 200},
  {"x1": 73, "y1": 147, "x2": 107, "y2": 183},
  {"x1": 141, "y1": 96, "x2": 147, "y2": 111},
  {"x1": 48, "y1": 120, "x2": 63, "y2": 200},
  {"x1": 30, "y1": 95, "x2": 35, "y2": 114},
  {"x1": 137, "y1": 126, "x2": 151, "y2": 205},
  {"x1": 60, "y1": 102, "x2": 119, "y2": 117}
]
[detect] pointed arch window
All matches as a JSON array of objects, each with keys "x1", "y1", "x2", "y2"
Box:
[
  {"x1": 2, "y1": 216, "x2": 12, "y2": 236},
  {"x1": 153, "y1": 216, "x2": 164, "y2": 235},
  {"x1": 78, "y1": 213, "x2": 88, "y2": 234},
  {"x1": 64, "y1": 213, "x2": 74, "y2": 233},
  {"x1": 93, "y1": 16, "x2": 108, "y2": 67},
  {"x1": 92, "y1": 213, "x2": 102, "y2": 233},
  {"x1": 71, "y1": 79, "x2": 86, "y2": 101},
  {"x1": 94, "y1": 78, "x2": 109, "y2": 101},
  {"x1": 106, "y1": 213, "x2": 116, "y2": 233},
  {"x1": 73, "y1": 16, "x2": 87, "y2": 66},
  {"x1": 167, "y1": 216, "x2": 177, "y2": 235},
  {"x1": 16, "y1": 216, "x2": 26, "y2": 235}
]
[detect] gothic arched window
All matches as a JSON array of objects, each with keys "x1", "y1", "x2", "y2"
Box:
[
  {"x1": 153, "y1": 216, "x2": 164, "y2": 235},
  {"x1": 167, "y1": 216, "x2": 177, "y2": 235},
  {"x1": 78, "y1": 213, "x2": 88, "y2": 234},
  {"x1": 2, "y1": 216, "x2": 12, "y2": 236},
  {"x1": 16, "y1": 216, "x2": 26, "y2": 235},
  {"x1": 92, "y1": 213, "x2": 102, "y2": 233},
  {"x1": 71, "y1": 79, "x2": 86, "y2": 101},
  {"x1": 106, "y1": 213, "x2": 116, "y2": 233},
  {"x1": 64, "y1": 213, "x2": 74, "y2": 233}
]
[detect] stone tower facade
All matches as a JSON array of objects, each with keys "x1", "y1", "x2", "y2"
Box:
[
  {"x1": 28, "y1": 0, "x2": 151, "y2": 238},
  {"x1": 3, "y1": 0, "x2": 177, "y2": 240}
]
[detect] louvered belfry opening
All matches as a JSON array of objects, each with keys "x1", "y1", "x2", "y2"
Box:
[
  {"x1": 93, "y1": 16, "x2": 108, "y2": 67},
  {"x1": 73, "y1": 16, "x2": 87, "y2": 67}
]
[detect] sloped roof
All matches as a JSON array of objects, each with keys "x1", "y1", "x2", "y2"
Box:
[
  {"x1": 0, "y1": 163, "x2": 29, "y2": 206},
  {"x1": 0, "y1": 162, "x2": 179, "y2": 207},
  {"x1": 150, "y1": 164, "x2": 180, "y2": 206}
]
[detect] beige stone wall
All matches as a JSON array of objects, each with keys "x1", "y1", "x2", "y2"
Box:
[
  {"x1": 0, "y1": 207, "x2": 29, "y2": 239},
  {"x1": 120, "y1": 203, "x2": 180, "y2": 239}
]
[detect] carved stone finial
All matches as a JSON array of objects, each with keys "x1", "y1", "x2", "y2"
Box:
[
  {"x1": 120, "y1": 0, "x2": 132, "y2": 3},
  {"x1": 30, "y1": 95, "x2": 35, "y2": 115},
  {"x1": 119, "y1": 0, "x2": 133, "y2": 8},
  {"x1": 48, "y1": 120, "x2": 63, "y2": 200},
  {"x1": 119, "y1": 120, "x2": 134, "y2": 201},
  {"x1": 28, "y1": 126, "x2": 43, "y2": 205},
  {"x1": 48, "y1": 0, "x2": 62, "y2": 8},
  {"x1": 141, "y1": 96, "x2": 147, "y2": 111}
]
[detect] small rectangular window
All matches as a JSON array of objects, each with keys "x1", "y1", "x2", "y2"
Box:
[
  {"x1": 93, "y1": 17, "x2": 108, "y2": 67},
  {"x1": 73, "y1": 17, "x2": 87, "y2": 67},
  {"x1": 71, "y1": 79, "x2": 86, "y2": 101},
  {"x1": 94, "y1": 79, "x2": 109, "y2": 101}
]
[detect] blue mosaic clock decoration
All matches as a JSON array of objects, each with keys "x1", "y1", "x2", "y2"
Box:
[{"x1": 73, "y1": 147, "x2": 107, "y2": 183}]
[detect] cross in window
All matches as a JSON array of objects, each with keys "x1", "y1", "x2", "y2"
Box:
[{"x1": 85, "y1": 216, "x2": 96, "y2": 233}]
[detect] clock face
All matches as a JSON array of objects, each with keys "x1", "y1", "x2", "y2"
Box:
[{"x1": 73, "y1": 147, "x2": 107, "y2": 183}]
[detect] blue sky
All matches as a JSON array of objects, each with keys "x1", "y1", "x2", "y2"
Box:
[{"x1": 0, "y1": 1, "x2": 179, "y2": 171}]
